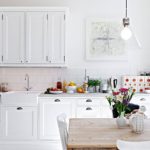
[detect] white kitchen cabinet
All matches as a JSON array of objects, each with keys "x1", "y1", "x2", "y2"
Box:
[
  {"x1": 99, "y1": 98, "x2": 112, "y2": 118},
  {"x1": 26, "y1": 12, "x2": 47, "y2": 64},
  {"x1": 0, "y1": 13, "x2": 2, "y2": 63},
  {"x1": 131, "y1": 95, "x2": 150, "y2": 118},
  {"x1": 47, "y1": 12, "x2": 65, "y2": 64},
  {"x1": 0, "y1": 7, "x2": 68, "y2": 67},
  {"x1": 1, "y1": 106, "x2": 37, "y2": 140},
  {"x1": 39, "y1": 98, "x2": 73, "y2": 140},
  {"x1": 0, "y1": 105, "x2": 2, "y2": 138},
  {"x1": 2, "y1": 12, "x2": 24, "y2": 64}
]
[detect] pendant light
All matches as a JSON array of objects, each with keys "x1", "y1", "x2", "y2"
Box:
[{"x1": 121, "y1": 0, "x2": 132, "y2": 40}]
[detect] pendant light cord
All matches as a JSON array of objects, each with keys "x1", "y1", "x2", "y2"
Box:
[{"x1": 126, "y1": 0, "x2": 128, "y2": 17}]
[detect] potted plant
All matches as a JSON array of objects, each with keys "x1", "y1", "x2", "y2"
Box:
[{"x1": 88, "y1": 79, "x2": 101, "y2": 93}]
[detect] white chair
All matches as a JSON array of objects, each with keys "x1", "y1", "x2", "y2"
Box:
[
  {"x1": 117, "y1": 140, "x2": 150, "y2": 150},
  {"x1": 57, "y1": 113, "x2": 68, "y2": 150}
]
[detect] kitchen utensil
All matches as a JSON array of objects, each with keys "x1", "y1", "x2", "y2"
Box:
[
  {"x1": 113, "y1": 79, "x2": 117, "y2": 89},
  {"x1": 110, "y1": 77, "x2": 118, "y2": 90}
]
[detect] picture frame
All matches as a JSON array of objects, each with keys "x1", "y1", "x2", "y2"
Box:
[{"x1": 86, "y1": 18, "x2": 127, "y2": 61}]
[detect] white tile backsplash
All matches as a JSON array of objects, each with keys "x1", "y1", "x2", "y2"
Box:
[{"x1": 0, "y1": 67, "x2": 125, "y2": 91}]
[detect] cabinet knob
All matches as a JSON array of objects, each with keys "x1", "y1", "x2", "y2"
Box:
[
  {"x1": 17, "y1": 107, "x2": 23, "y2": 110},
  {"x1": 86, "y1": 99, "x2": 92, "y2": 102},
  {"x1": 54, "y1": 99, "x2": 61, "y2": 102},
  {"x1": 86, "y1": 107, "x2": 92, "y2": 110}
]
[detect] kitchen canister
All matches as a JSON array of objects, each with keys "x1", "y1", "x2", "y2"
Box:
[{"x1": 130, "y1": 112, "x2": 144, "y2": 134}]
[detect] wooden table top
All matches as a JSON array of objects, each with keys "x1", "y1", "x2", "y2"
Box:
[{"x1": 67, "y1": 118, "x2": 150, "y2": 150}]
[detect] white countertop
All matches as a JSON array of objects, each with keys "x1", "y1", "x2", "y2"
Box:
[
  {"x1": 39, "y1": 92, "x2": 150, "y2": 98},
  {"x1": 1, "y1": 91, "x2": 150, "y2": 98},
  {"x1": 39, "y1": 93, "x2": 109, "y2": 98}
]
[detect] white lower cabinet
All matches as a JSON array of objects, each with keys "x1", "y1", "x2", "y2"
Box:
[
  {"x1": 131, "y1": 95, "x2": 150, "y2": 118},
  {"x1": 0, "y1": 94, "x2": 113, "y2": 150},
  {"x1": 1, "y1": 106, "x2": 37, "y2": 140},
  {"x1": 99, "y1": 98, "x2": 113, "y2": 118},
  {"x1": 39, "y1": 98, "x2": 73, "y2": 140}
]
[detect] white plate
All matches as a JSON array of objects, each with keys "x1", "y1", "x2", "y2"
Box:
[{"x1": 49, "y1": 91, "x2": 63, "y2": 94}]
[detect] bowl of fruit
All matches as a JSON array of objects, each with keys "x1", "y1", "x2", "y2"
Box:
[
  {"x1": 45, "y1": 87, "x2": 63, "y2": 94},
  {"x1": 66, "y1": 81, "x2": 77, "y2": 93}
]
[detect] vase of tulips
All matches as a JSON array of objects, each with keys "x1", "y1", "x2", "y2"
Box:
[{"x1": 106, "y1": 88, "x2": 134, "y2": 128}]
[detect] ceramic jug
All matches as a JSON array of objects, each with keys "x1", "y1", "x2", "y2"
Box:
[{"x1": 130, "y1": 112, "x2": 144, "y2": 134}]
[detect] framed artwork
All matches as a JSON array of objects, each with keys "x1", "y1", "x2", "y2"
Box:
[{"x1": 86, "y1": 18, "x2": 127, "y2": 61}]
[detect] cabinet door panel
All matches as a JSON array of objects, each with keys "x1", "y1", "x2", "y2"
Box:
[
  {"x1": 0, "y1": 13, "x2": 2, "y2": 63},
  {"x1": 3, "y1": 12, "x2": 24, "y2": 63},
  {"x1": 26, "y1": 12, "x2": 47, "y2": 63},
  {"x1": 100, "y1": 105, "x2": 113, "y2": 118},
  {"x1": 39, "y1": 99, "x2": 72, "y2": 140},
  {"x1": 47, "y1": 12, "x2": 65, "y2": 64},
  {"x1": 1, "y1": 106, "x2": 37, "y2": 140}
]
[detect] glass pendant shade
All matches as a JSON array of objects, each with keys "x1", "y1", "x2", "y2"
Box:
[{"x1": 121, "y1": 26, "x2": 132, "y2": 40}]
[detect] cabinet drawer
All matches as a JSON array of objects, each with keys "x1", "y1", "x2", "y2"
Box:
[
  {"x1": 76, "y1": 106, "x2": 100, "y2": 118},
  {"x1": 39, "y1": 97, "x2": 72, "y2": 103},
  {"x1": 77, "y1": 98, "x2": 100, "y2": 106}
]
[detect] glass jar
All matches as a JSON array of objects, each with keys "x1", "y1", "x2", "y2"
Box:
[
  {"x1": 1, "y1": 82, "x2": 8, "y2": 92},
  {"x1": 57, "y1": 81, "x2": 62, "y2": 90}
]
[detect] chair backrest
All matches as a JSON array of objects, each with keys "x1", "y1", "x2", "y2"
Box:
[
  {"x1": 57, "y1": 113, "x2": 68, "y2": 150},
  {"x1": 117, "y1": 140, "x2": 150, "y2": 150}
]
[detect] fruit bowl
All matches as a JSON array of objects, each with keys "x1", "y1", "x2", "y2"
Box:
[{"x1": 66, "y1": 86, "x2": 77, "y2": 93}]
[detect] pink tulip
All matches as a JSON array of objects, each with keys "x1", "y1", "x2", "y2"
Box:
[
  {"x1": 113, "y1": 92, "x2": 120, "y2": 96},
  {"x1": 119, "y1": 88, "x2": 128, "y2": 93}
]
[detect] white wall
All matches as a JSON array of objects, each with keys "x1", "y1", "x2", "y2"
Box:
[{"x1": 0, "y1": 0, "x2": 150, "y2": 90}]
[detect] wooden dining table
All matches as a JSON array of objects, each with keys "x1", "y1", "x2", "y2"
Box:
[{"x1": 67, "y1": 118, "x2": 150, "y2": 150}]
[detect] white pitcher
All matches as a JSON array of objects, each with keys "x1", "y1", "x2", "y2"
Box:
[{"x1": 130, "y1": 112, "x2": 144, "y2": 134}]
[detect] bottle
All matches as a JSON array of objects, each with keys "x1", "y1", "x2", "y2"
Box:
[
  {"x1": 62, "y1": 80, "x2": 67, "y2": 93},
  {"x1": 83, "y1": 79, "x2": 88, "y2": 93},
  {"x1": 56, "y1": 78, "x2": 62, "y2": 90}
]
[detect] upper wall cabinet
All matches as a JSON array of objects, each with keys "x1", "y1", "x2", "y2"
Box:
[
  {"x1": 26, "y1": 12, "x2": 48, "y2": 64},
  {"x1": 47, "y1": 12, "x2": 65, "y2": 64},
  {"x1": 2, "y1": 12, "x2": 25, "y2": 64},
  {"x1": 0, "y1": 7, "x2": 68, "y2": 67}
]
